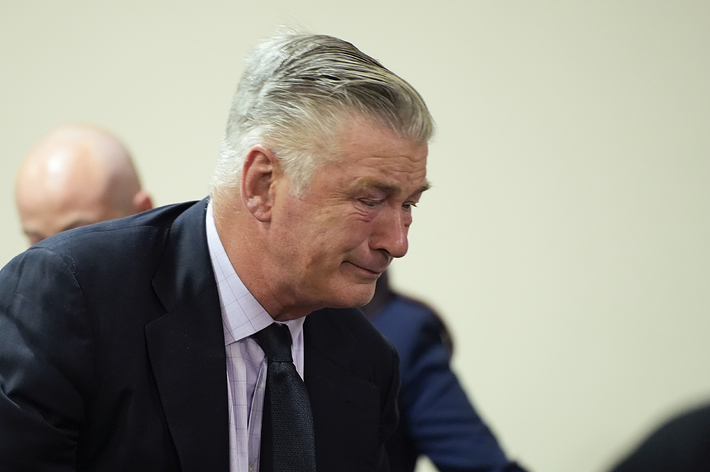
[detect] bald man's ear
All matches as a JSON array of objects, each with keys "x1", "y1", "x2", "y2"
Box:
[
  {"x1": 132, "y1": 190, "x2": 153, "y2": 214},
  {"x1": 241, "y1": 146, "x2": 279, "y2": 222}
]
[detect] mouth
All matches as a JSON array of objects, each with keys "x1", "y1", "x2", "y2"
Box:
[{"x1": 344, "y1": 260, "x2": 389, "y2": 278}]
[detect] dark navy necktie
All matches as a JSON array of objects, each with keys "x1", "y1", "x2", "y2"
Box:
[{"x1": 252, "y1": 323, "x2": 317, "y2": 472}]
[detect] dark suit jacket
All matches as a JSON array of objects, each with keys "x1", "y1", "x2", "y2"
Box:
[
  {"x1": 0, "y1": 199, "x2": 399, "y2": 471},
  {"x1": 363, "y1": 274, "x2": 527, "y2": 472}
]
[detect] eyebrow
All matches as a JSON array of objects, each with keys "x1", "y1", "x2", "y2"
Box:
[
  {"x1": 413, "y1": 181, "x2": 431, "y2": 196},
  {"x1": 353, "y1": 179, "x2": 431, "y2": 198}
]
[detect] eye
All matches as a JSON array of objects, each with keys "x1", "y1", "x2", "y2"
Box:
[
  {"x1": 402, "y1": 201, "x2": 418, "y2": 211},
  {"x1": 359, "y1": 198, "x2": 384, "y2": 208}
]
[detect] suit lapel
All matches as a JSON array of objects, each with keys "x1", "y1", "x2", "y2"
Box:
[
  {"x1": 304, "y1": 308, "x2": 384, "y2": 471},
  {"x1": 145, "y1": 199, "x2": 230, "y2": 472}
]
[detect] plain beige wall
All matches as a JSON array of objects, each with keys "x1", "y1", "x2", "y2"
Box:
[{"x1": 2, "y1": 2, "x2": 710, "y2": 471}]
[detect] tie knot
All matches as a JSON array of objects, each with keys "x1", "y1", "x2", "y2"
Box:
[{"x1": 253, "y1": 323, "x2": 293, "y2": 362}]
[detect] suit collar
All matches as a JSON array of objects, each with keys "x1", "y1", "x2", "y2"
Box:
[{"x1": 152, "y1": 198, "x2": 214, "y2": 313}]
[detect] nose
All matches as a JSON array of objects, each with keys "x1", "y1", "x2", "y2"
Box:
[{"x1": 371, "y1": 206, "x2": 410, "y2": 259}]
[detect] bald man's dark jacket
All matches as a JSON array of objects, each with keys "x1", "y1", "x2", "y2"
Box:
[{"x1": 0, "y1": 199, "x2": 400, "y2": 471}]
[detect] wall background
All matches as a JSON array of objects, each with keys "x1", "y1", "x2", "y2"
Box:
[{"x1": 1, "y1": 2, "x2": 709, "y2": 471}]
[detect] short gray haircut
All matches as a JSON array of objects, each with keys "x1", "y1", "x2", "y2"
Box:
[{"x1": 211, "y1": 31, "x2": 434, "y2": 196}]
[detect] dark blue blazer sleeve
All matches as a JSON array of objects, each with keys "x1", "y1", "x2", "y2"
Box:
[{"x1": 371, "y1": 295, "x2": 527, "y2": 472}]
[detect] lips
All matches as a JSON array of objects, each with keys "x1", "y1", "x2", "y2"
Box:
[{"x1": 346, "y1": 259, "x2": 390, "y2": 277}]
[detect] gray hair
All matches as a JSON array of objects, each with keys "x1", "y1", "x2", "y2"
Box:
[{"x1": 211, "y1": 31, "x2": 434, "y2": 196}]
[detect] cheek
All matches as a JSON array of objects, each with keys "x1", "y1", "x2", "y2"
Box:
[
  {"x1": 318, "y1": 210, "x2": 371, "y2": 242},
  {"x1": 306, "y1": 225, "x2": 370, "y2": 265}
]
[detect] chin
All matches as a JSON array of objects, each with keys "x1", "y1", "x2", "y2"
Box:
[{"x1": 325, "y1": 282, "x2": 377, "y2": 309}]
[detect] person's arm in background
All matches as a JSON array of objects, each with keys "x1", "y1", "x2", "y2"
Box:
[{"x1": 367, "y1": 287, "x2": 528, "y2": 472}]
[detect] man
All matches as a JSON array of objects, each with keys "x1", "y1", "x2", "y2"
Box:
[
  {"x1": 14, "y1": 123, "x2": 153, "y2": 245},
  {"x1": 363, "y1": 271, "x2": 528, "y2": 472},
  {"x1": 0, "y1": 32, "x2": 432, "y2": 471}
]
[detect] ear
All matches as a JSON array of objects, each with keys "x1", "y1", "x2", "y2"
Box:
[
  {"x1": 132, "y1": 190, "x2": 154, "y2": 213},
  {"x1": 241, "y1": 146, "x2": 280, "y2": 222}
]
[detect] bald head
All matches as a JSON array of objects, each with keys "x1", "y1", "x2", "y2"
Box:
[{"x1": 15, "y1": 124, "x2": 153, "y2": 245}]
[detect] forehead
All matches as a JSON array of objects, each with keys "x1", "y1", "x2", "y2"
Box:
[{"x1": 324, "y1": 117, "x2": 429, "y2": 190}]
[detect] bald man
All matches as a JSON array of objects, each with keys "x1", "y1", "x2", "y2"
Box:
[{"x1": 15, "y1": 124, "x2": 153, "y2": 245}]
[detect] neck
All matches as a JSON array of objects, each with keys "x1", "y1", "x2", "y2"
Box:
[{"x1": 212, "y1": 195, "x2": 316, "y2": 321}]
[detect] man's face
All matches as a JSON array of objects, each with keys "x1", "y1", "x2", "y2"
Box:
[
  {"x1": 17, "y1": 197, "x2": 125, "y2": 246},
  {"x1": 267, "y1": 117, "x2": 428, "y2": 311}
]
